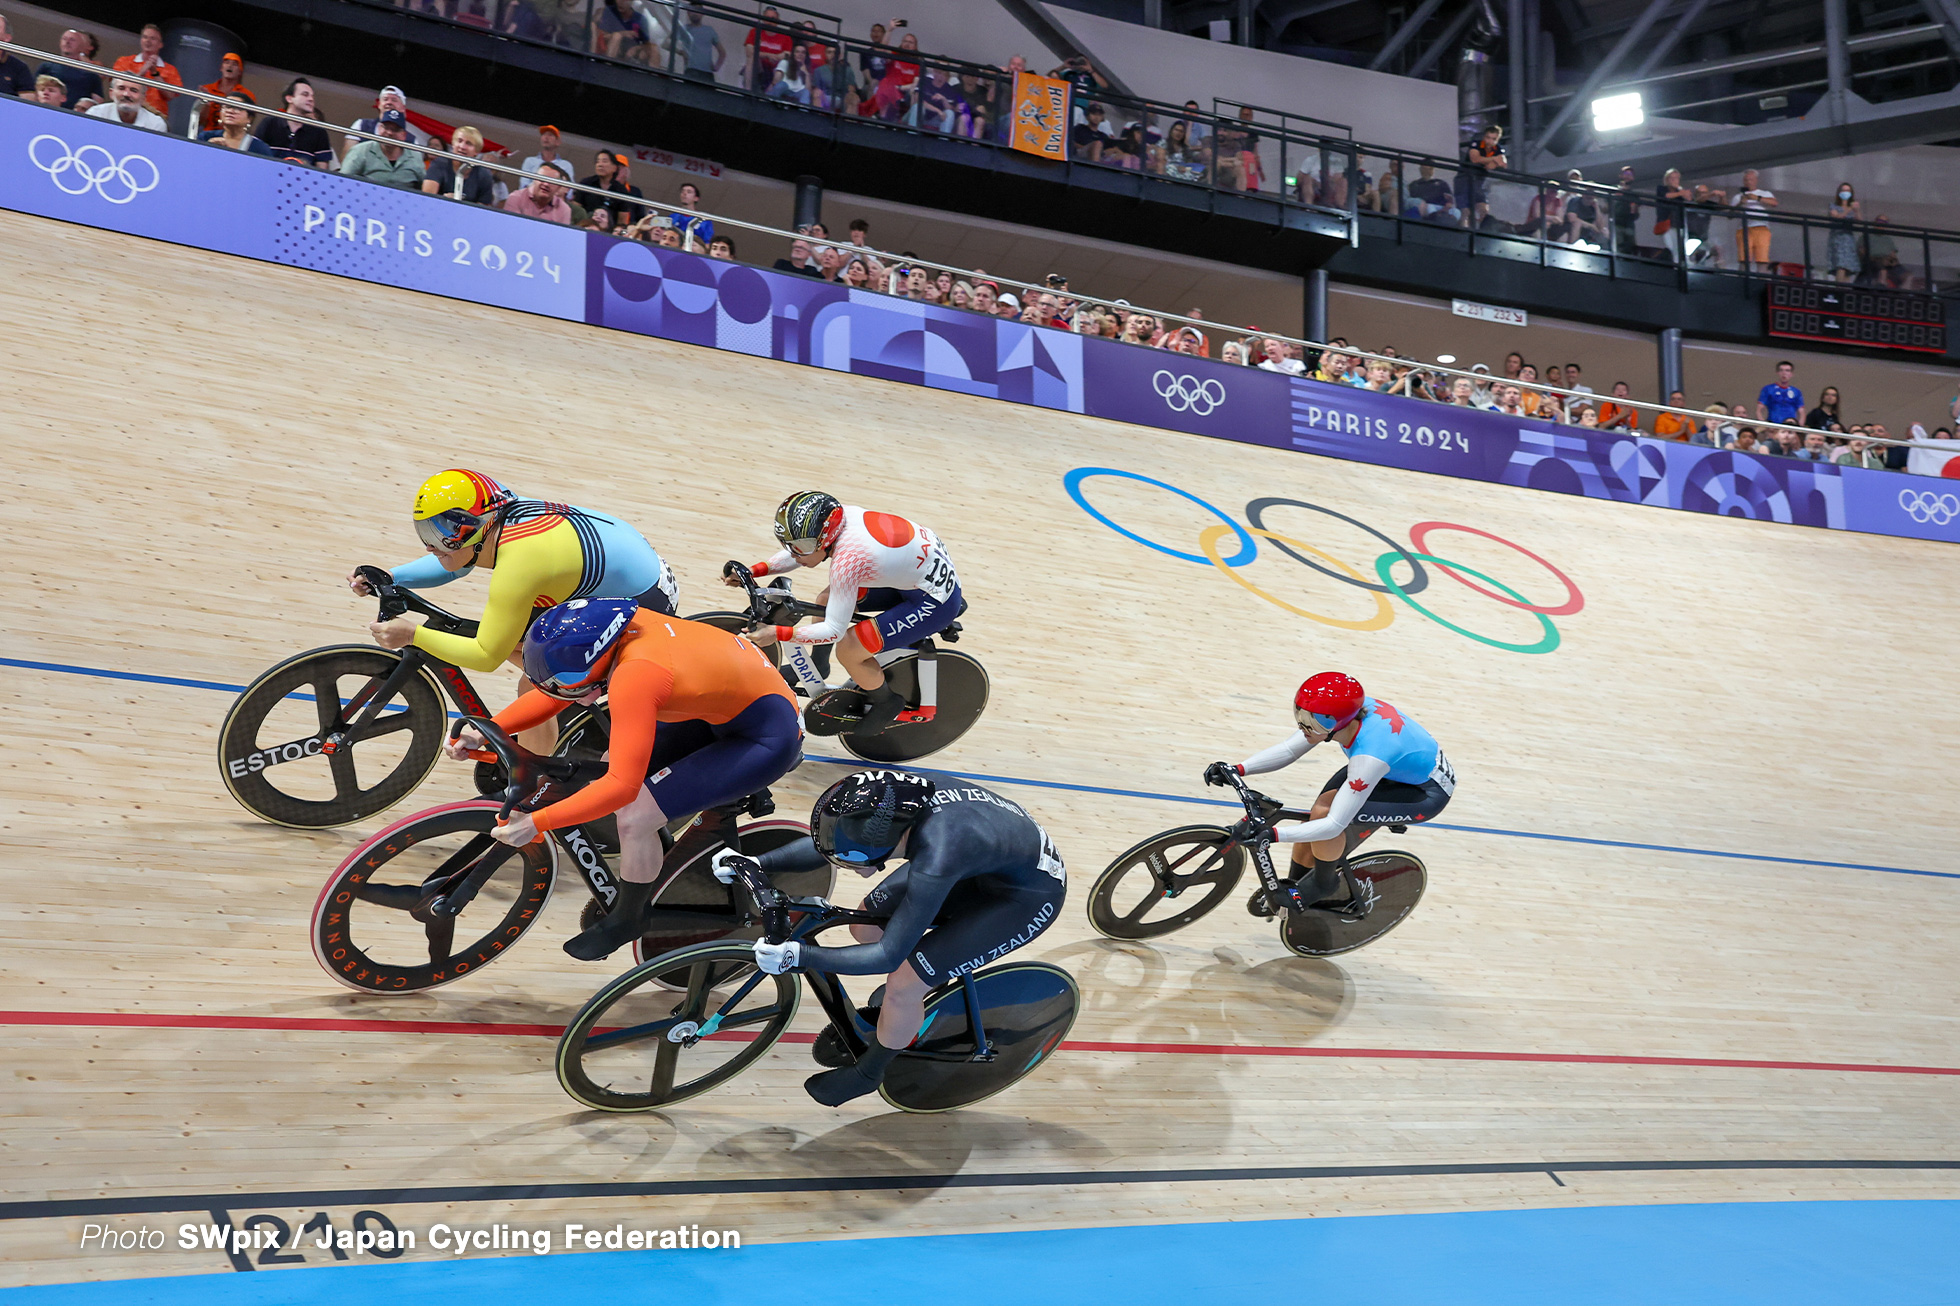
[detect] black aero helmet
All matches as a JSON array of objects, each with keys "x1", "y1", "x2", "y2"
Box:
[
  {"x1": 812, "y1": 769, "x2": 937, "y2": 870},
  {"x1": 774, "y1": 490, "x2": 843, "y2": 555}
]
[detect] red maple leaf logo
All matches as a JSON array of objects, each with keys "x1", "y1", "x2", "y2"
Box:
[
  {"x1": 1348, "y1": 779, "x2": 1369, "y2": 792},
  {"x1": 1374, "y1": 701, "x2": 1405, "y2": 734}
]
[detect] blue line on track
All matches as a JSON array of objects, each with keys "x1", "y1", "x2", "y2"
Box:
[
  {"x1": 7, "y1": 655, "x2": 1952, "y2": 880},
  {"x1": 4, "y1": 1200, "x2": 1956, "y2": 1305}
]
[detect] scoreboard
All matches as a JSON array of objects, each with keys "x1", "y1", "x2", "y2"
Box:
[{"x1": 1767, "y1": 280, "x2": 1947, "y2": 353}]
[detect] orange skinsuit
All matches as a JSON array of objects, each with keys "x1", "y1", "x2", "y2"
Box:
[{"x1": 491, "y1": 615, "x2": 795, "y2": 832}]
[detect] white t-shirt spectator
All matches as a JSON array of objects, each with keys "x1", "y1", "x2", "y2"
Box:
[
  {"x1": 86, "y1": 100, "x2": 167, "y2": 132},
  {"x1": 1257, "y1": 357, "x2": 1306, "y2": 375},
  {"x1": 1735, "y1": 187, "x2": 1776, "y2": 228}
]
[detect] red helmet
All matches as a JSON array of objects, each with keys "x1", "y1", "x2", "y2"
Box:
[{"x1": 1295, "y1": 672, "x2": 1365, "y2": 733}]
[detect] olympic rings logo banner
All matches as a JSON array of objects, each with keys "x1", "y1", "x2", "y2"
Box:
[
  {"x1": 1153, "y1": 370, "x2": 1226, "y2": 416},
  {"x1": 1064, "y1": 467, "x2": 1586, "y2": 655},
  {"x1": 1898, "y1": 488, "x2": 1960, "y2": 526},
  {"x1": 29, "y1": 134, "x2": 159, "y2": 204}
]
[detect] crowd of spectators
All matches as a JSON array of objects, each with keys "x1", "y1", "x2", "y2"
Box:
[
  {"x1": 1355, "y1": 132, "x2": 1921, "y2": 288},
  {"x1": 1211, "y1": 344, "x2": 1958, "y2": 470},
  {"x1": 14, "y1": 12, "x2": 1955, "y2": 464},
  {"x1": 14, "y1": 0, "x2": 1934, "y2": 288}
]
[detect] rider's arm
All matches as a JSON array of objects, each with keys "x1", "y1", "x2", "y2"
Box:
[
  {"x1": 388, "y1": 554, "x2": 468, "y2": 589},
  {"x1": 794, "y1": 865, "x2": 957, "y2": 976},
  {"x1": 1240, "y1": 732, "x2": 1314, "y2": 776},
  {"x1": 488, "y1": 686, "x2": 569, "y2": 736},
  {"x1": 780, "y1": 549, "x2": 869, "y2": 646},
  {"x1": 505, "y1": 658, "x2": 671, "y2": 832},
  {"x1": 1272, "y1": 753, "x2": 1389, "y2": 843},
  {"x1": 756, "y1": 837, "x2": 829, "y2": 875},
  {"x1": 749, "y1": 549, "x2": 796, "y2": 578},
  {"x1": 408, "y1": 543, "x2": 554, "y2": 672}
]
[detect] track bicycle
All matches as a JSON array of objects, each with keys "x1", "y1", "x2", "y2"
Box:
[
  {"x1": 1087, "y1": 768, "x2": 1427, "y2": 957},
  {"x1": 688, "y1": 563, "x2": 990, "y2": 764},
  {"x1": 218, "y1": 565, "x2": 604, "y2": 829},
  {"x1": 308, "y1": 718, "x2": 826, "y2": 992},
  {"x1": 556, "y1": 860, "x2": 1078, "y2": 1113}
]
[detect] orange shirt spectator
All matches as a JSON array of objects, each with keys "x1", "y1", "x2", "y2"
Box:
[
  {"x1": 195, "y1": 52, "x2": 254, "y2": 133},
  {"x1": 1651, "y1": 391, "x2": 1696, "y2": 441},
  {"x1": 1597, "y1": 381, "x2": 1639, "y2": 431},
  {"x1": 111, "y1": 23, "x2": 181, "y2": 118}
]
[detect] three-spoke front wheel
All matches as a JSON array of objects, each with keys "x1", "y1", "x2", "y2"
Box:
[
  {"x1": 310, "y1": 800, "x2": 556, "y2": 992},
  {"x1": 1087, "y1": 825, "x2": 1245, "y2": 940},
  {"x1": 220, "y1": 645, "x2": 446, "y2": 828},
  {"x1": 556, "y1": 942, "x2": 801, "y2": 1111}
]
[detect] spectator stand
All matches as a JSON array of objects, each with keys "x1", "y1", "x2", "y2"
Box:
[
  {"x1": 9, "y1": 33, "x2": 1943, "y2": 469},
  {"x1": 1207, "y1": 97, "x2": 1355, "y2": 209},
  {"x1": 235, "y1": 0, "x2": 1960, "y2": 297},
  {"x1": 271, "y1": 0, "x2": 1362, "y2": 226},
  {"x1": 1353, "y1": 138, "x2": 1960, "y2": 299}
]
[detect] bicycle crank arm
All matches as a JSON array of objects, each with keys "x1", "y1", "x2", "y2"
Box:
[{"x1": 1333, "y1": 868, "x2": 1379, "y2": 920}]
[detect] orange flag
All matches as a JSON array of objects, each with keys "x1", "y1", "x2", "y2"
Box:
[{"x1": 1010, "y1": 72, "x2": 1071, "y2": 160}]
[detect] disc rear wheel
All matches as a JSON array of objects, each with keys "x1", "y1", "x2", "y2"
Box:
[
  {"x1": 1087, "y1": 826, "x2": 1244, "y2": 940},
  {"x1": 1279, "y1": 850, "x2": 1427, "y2": 957},
  {"x1": 841, "y1": 650, "x2": 989, "y2": 763},
  {"x1": 633, "y1": 819, "x2": 825, "y2": 962},
  {"x1": 880, "y1": 962, "x2": 1079, "y2": 1113}
]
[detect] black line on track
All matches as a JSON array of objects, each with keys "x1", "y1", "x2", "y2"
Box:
[{"x1": 9, "y1": 1159, "x2": 1959, "y2": 1221}]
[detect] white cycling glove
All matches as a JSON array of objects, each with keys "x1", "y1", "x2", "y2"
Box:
[
  {"x1": 711, "y1": 848, "x2": 758, "y2": 884},
  {"x1": 752, "y1": 939, "x2": 800, "y2": 975}
]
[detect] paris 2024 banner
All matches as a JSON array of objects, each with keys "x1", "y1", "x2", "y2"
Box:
[{"x1": 4, "y1": 92, "x2": 1953, "y2": 546}]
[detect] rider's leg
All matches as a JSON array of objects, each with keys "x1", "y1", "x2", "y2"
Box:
[
  {"x1": 806, "y1": 958, "x2": 920, "y2": 1106},
  {"x1": 568, "y1": 700, "x2": 802, "y2": 963},
  {"x1": 563, "y1": 784, "x2": 667, "y2": 960},
  {"x1": 840, "y1": 587, "x2": 964, "y2": 732},
  {"x1": 613, "y1": 784, "x2": 669, "y2": 886},
  {"x1": 873, "y1": 959, "x2": 931, "y2": 1050},
  {"x1": 833, "y1": 630, "x2": 885, "y2": 692}
]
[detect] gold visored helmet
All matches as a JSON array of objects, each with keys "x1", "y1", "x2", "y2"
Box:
[
  {"x1": 772, "y1": 490, "x2": 843, "y2": 555},
  {"x1": 413, "y1": 469, "x2": 516, "y2": 552}
]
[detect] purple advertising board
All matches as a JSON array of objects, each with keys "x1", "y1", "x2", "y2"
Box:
[
  {"x1": 6, "y1": 92, "x2": 1956, "y2": 547},
  {"x1": 0, "y1": 96, "x2": 586, "y2": 321}
]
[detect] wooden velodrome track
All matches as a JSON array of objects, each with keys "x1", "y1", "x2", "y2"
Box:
[{"x1": 3, "y1": 204, "x2": 1959, "y2": 1290}]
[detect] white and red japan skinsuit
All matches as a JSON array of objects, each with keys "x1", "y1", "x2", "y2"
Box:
[{"x1": 749, "y1": 506, "x2": 962, "y2": 653}]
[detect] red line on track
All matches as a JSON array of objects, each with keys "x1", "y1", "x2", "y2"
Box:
[{"x1": 7, "y1": 1009, "x2": 1957, "y2": 1077}]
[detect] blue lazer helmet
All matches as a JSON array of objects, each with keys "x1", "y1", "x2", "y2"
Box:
[
  {"x1": 522, "y1": 598, "x2": 638, "y2": 699},
  {"x1": 812, "y1": 770, "x2": 937, "y2": 871}
]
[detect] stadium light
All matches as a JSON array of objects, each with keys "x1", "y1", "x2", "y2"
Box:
[
  {"x1": 1436, "y1": 354, "x2": 1457, "y2": 364},
  {"x1": 1591, "y1": 91, "x2": 1644, "y2": 133}
]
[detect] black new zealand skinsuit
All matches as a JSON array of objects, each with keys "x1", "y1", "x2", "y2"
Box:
[{"x1": 757, "y1": 781, "x2": 1066, "y2": 985}]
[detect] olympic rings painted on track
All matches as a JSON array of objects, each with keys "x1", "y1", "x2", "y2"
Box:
[
  {"x1": 1408, "y1": 522, "x2": 1586, "y2": 616},
  {"x1": 1064, "y1": 466, "x2": 1586, "y2": 655},
  {"x1": 1246, "y1": 497, "x2": 1429, "y2": 596},
  {"x1": 1063, "y1": 468, "x2": 1256, "y2": 567},
  {"x1": 1375, "y1": 552, "x2": 1561, "y2": 655},
  {"x1": 1199, "y1": 525, "x2": 1396, "y2": 631}
]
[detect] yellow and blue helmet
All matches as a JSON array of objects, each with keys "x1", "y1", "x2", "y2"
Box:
[{"x1": 413, "y1": 469, "x2": 516, "y2": 552}]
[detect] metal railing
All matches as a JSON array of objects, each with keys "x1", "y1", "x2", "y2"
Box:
[
  {"x1": 288, "y1": 0, "x2": 1960, "y2": 296},
  {"x1": 6, "y1": 36, "x2": 1936, "y2": 458},
  {"x1": 1352, "y1": 140, "x2": 1960, "y2": 297},
  {"x1": 276, "y1": 0, "x2": 1361, "y2": 223}
]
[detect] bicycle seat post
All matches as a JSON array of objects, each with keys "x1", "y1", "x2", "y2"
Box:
[{"x1": 958, "y1": 974, "x2": 996, "y2": 1062}]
